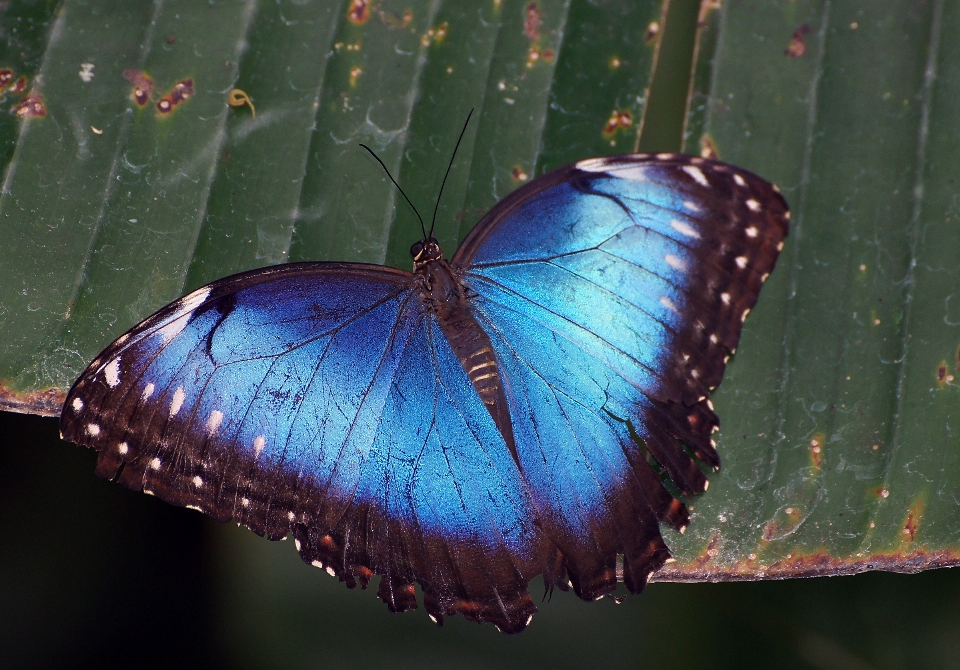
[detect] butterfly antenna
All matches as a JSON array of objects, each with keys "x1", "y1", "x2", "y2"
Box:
[
  {"x1": 359, "y1": 143, "x2": 427, "y2": 239},
  {"x1": 429, "y1": 108, "x2": 474, "y2": 239}
]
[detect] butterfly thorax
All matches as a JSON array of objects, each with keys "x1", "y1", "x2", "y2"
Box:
[{"x1": 414, "y1": 241, "x2": 520, "y2": 464}]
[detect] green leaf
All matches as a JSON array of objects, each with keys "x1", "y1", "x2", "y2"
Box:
[{"x1": 661, "y1": 0, "x2": 960, "y2": 579}]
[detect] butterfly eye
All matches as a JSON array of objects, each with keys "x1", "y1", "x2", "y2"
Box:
[{"x1": 410, "y1": 241, "x2": 424, "y2": 259}]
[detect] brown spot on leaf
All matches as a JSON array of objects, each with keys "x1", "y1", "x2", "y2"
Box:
[
  {"x1": 157, "y1": 79, "x2": 194, "y2": 115},
  {"x1": 123, "y1": 68, "x2": 154, "y2": 107},
  {"x1": 376, "y1": 7, "x2": 413, "y2": 29},
  {"x1": 902, "y1": 499, "x2": 924, "y2": 543},
  {"x1": 523, "y1": 2, "x2": 542, "y2": 41},
  {"x1": 810, "y1": 434, "x2": 824, "y2": 468},
  {"x1": 421, "y1": 21, "x2": 449, "y2": 47},
  {"x1": 700, "y1": 135, "x2": 718, "y2": 160},
  {"x1": 785, "y1": 24, "x2": 811, "y2": 58},
  {"x1": 695, "y1": 533, "x2": 721, "y2": 565},
  {"x1": 15, "y1": 94, "x2": 45, "y2": 118},
  {"x1": 646, "y1": 21, "x2": 660, "y2": 43},
  {"x1": 8, "y1": 75, "x2": 26, "y2": 95},
  {"x1": 348, "y1": 0, "x2": 371, "y2": 25},
  {"x1": 937, "y1": 363, "x2": 954, "y2": 386},
  {"x1": 903, "y1": 515, "x2": 917, "y2": 541},
  {"x1": 170, "y1": 78, "x2": 194, "y2": 104},
  {"x1": 602, "y1": 110, "x2": 633, "y2": 137}
]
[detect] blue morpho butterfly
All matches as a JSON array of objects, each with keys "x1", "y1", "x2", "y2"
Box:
[{"x1": 60, "y1": 117, "x2": 789, "y2": 633}]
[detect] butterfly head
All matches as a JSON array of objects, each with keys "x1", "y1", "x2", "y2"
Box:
[{"x1": 411, "y1": 237, "x2": 443, "y2": 271}]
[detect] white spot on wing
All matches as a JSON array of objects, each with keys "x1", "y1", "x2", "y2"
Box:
[
  {"x1": 72, "y1": 397, "x2": 84, "y2": 412},
  {"x1": 575, "y1": 157, "x2": 611, "y2": 172},
  {"x1": 241, "y1": 497, "x2": 250, "y2": 507},
  {"x1": 721, "y1": 292, "x2": 731, "y2": 305},
  {"x1": 287, "y1": 511, "x2": 295, "y2": 521},
  {"x1": 664, "y1": 254, "x2": 687, "y2": 271},
  {"x1": 733, "y1": 174, "x2": 747, "y2": 187},
  {"x1": 192, "y1": 475, "x2": 203, "y2": 487},
  {"x1": 660, "y1": 296, "x2": 679, "y2": 312},
  {"x1": 170, "y1": 387, "x2": 186, "y2": 417},
  {"x1": 142, "y1": 382, "x2": 155, "y2": 401},
  {"x1": 253, "y1": 435, "x2": 266, "y2": 459},
  {"x1": 709, "y1": 334, "x2": 719, "y2": 344},
  {"x1": 118, "y1": 442, "x2": 129, "y2": 455},
  {"x1": 683, "y1": 200, "x2": 701, "y2": 213},
  {"x1": 157, "y1": 316, "x2": 190, "y2": 344},
  {"x1": 150, "y1": 457, "x2": 161, "y2": 470},
  {"x1": 735, "y1": 256, "x2": 748, "y2": 269},
  {"x1": 175, "y1": 287, "x2": 212, "y2": 316},
  {"x1": 155, "y1": 287, "x2": 212, "y2": 344},
  {"x1": 86, "y1": 423, "x2": 100, "y2": 436},
  {"x1": 746, "y1": 198, "x2": 761, "y2": 212},
  {"x1": 105, "y1": 357, "x2": 121, "y2": 388},
  {"x1": 745, "y1": 226, "x2": 759, "y2": 238},
  {"x1": 670, "y1": 219, "x2": 700, "y2": 239},
  {"x1": 206, "y1": 410, "x2": 223, "y2": 434},
  {"x1": 682, "y1": 165, "x2": 709, "y2": 187},
  {"x1": 325, "y1": 567, "x2": 336, "y2": 576}
]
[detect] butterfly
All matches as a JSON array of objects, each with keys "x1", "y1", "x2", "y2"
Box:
[{"x1": 60, "y1": 144, "x2": 788, "y2": 633}]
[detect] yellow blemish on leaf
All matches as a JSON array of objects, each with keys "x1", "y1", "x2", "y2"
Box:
[{"x1": 228, "y1": 88, "x2": 256, "y2": 118}]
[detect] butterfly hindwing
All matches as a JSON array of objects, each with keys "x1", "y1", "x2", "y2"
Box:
[{"x1": 455, "y1": 153, "x2": 788, "y2": 600}]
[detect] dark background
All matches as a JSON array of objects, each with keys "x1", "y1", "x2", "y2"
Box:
[{"x1": 5, "y1": 409, "x2": 960, "y2": 669}]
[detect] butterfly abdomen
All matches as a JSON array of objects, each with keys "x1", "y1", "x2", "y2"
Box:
[
  {"x1": 421, "y1": 258, "x2": 519, "y2": 463},
  {"x1": 442, "y1": 309, "x2": 501, "y2": 406}
]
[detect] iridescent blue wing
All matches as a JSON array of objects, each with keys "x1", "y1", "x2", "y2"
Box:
[
  {"x1": 60, "y1": 263, "x2": 545, "y2": 632},
  {"x1": 452, "y1": 153, "x2": 789, "y2": 600}
]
